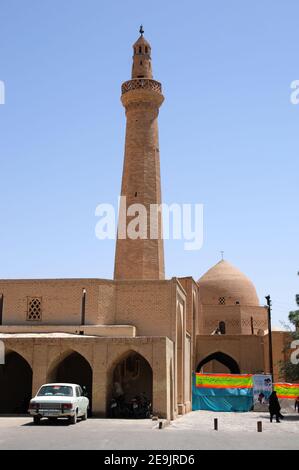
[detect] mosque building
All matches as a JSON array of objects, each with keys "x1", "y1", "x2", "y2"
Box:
[{"x1": 0, "y1": 29, "x2": 288, "y2": 420}]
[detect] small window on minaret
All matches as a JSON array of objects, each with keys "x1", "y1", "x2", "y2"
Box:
[
  {"x1": 135, "y1": 192, "x2": 138, "y2": 197},
  {"x1": 145, "y1": 46, "x2": 148, "y2": 53},
  {"x1": 139, "y1": 46, "x2": 142, "y2": 53},
  {"x1": 140, "y1": 61, "x2": 143, "y2": 65}
]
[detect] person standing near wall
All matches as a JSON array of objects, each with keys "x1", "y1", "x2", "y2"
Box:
[{"x1": 269, "y1": 391, "x2": 281, "y2": 423}]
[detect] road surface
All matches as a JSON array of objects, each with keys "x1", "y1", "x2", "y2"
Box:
[{"x1": 0, "y1": 410, "x2": 298, "y2": 450}]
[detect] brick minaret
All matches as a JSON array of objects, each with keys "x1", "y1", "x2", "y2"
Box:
[{"x1": 114, "y1": 27, "x2": 165, "y2": 280}]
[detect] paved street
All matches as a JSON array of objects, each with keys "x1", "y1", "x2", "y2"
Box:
[{"x1": 0, "y1": 411, "x2": 298, "y2": 450}]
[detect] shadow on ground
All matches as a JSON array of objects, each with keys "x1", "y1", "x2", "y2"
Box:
[
  {"x1": 21, "y1": 418, "x2": 83, "y2": 427},
  {"x1": 258, "y1": 413, "x2": 299, "y2": 422}
]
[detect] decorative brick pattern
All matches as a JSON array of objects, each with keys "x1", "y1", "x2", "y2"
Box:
[
  {"x1": 27, "y1": 297, "x2": 42, "y2": 321},
  {"x1": 121, "y1": 79, "x2": 162, "y2": 95},
  {"x1": 204, "y1": 318, "x2": 268, "y2": 330}
]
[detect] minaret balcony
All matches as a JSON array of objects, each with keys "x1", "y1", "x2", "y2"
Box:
[{"x1": 121, "y1": 78, "x2": 162, "y2": 95}]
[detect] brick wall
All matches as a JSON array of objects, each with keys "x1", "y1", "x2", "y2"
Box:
[
  {"x1": 115, "y1": 279, "x2": 174, "y2": 338},
  {"x1": 0, "y1": 279, "x2": 115, "y2": 326}
]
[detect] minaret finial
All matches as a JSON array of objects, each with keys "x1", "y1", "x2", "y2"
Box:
[{"x1": 139, "y1": 24, "x2": 144, "y2": 36}]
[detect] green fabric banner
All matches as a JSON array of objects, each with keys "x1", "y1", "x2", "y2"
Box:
[
  {"x1": 195, "y1": 373, "x2": 253, "y2": 389},
  {"x1": 274, "y1": 383, "x2": 299, "y2": 399}
]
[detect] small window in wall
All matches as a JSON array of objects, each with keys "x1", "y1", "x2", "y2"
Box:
[
  {"x1": 219, "y1": 321, "x2": 226, "y2": 334},
  {"x1": 218, "y1": 296, "x2": 226, "y2": 305},
  {"x1": 139, "y1": 46, "x2": 142, "y2": 53},
  {"x1": 145, "y1": 46, "x2": 148, "y2": 53},
  {"x1": 27, "y1": 297, "x2": 42, "y2": 321}
]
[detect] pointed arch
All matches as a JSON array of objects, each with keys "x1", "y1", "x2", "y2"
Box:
[
  {"x1": 0, "y1": 351, "x2": 33, "y2": 414},
  {"x1": 47, "y1": 350, "x2": 93, "y2": 414},
  {"x1": 107, "y1": 350, "x2": 153, "y2": 417},
  {"x1": 196, "y1": 351, "x2": 240, "y2": 374}
]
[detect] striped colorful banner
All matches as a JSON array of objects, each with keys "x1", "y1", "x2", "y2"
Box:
[
  {"x1": 195, "y1": 373, "x2": 253, "y2": 389},
  {"x1": 274, "y1": 383, "x2": 299, "y2": 399}
]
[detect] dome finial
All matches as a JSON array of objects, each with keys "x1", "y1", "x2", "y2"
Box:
[{"x1": 139, "y1": 24, "x2": 144, "y2": 36}]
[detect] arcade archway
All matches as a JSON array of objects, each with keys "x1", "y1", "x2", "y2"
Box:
[
  {"x1": 0, "y1": 351, "x2": 32, "y2": 414},
  {"x1": 196, "y1": 352, "x2": 240, "y2": 374},
  {"x1": 108, "y1": 351, "x2": 153, "y2": 414},
  {"x1": 48, "y1": 351, "x2": 93, "y2": 413}
]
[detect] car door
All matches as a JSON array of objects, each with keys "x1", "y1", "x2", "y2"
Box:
[
  {"x1": 75, "y1": 386, "x2": 83, "y2": 415},
  {"x1": 79, "y1": 386, "x2": 88, "y2": 413}
]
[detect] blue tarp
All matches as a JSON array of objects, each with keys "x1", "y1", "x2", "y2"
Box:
[{"x1": 192, "y1": 375, "x2": 253, "y2": 412}]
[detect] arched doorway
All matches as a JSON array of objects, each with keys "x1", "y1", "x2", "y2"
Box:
[
  {"x1": 48, "y1": 351, "x2": 93, "y2": 414},
  {"x1": 108, "y1": 351, "x2": 153, "y2": 415},
  {"x1": 196, "y1": 352, "x2": 240, "y2": 374},
  {"x1": 0, "y1": 351, "x2": 32, "y2": 414}
]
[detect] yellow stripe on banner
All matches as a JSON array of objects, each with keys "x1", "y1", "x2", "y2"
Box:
[
  {"x1": 195, "y1": 373, "x2": 253, "y2": 389},
  {"x1": 274, "y1": 383, "x2": 299, "y2": 399}
]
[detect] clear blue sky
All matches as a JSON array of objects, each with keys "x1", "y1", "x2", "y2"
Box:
[{"x1": 0, "y1": 1, "x2": 298, "y2": 326}]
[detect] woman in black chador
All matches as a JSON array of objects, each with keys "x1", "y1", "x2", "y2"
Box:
[{"x1": 269, "y1": 391, "x2": 282, "y2": 423}]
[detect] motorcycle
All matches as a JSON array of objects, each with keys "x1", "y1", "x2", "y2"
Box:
[
  {"x1": 109, "y1": 398, "x2": 120, "y2": 418},
  {"x1": 129, "y1": 394, "x2": 152, "y2": 419},
  {"x1": 109, "y1": 397, "x2": 130, "y2": 418},
  {"x1": 129, "y1": 397, "x2": 142, "y2": 418}
]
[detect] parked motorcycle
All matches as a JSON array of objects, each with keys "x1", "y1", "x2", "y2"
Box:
[
  {"x1": 109, "y1": 393, "x2": 152, "y2": 419},
  {"x1": 129, "y1": 394, "x2": 152, "y2": 419},
  {"x1": 109, "y1": 397, "x2": 130, "y2": 418}
]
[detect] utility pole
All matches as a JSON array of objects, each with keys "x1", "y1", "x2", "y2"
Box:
[{"x1": 265, "y1": 295, "x2": 274, "y2": 378}]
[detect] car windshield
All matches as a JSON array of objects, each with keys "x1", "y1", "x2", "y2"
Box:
[{"x1": 37, "y1": 385, "x2": 74, "y2": 397}]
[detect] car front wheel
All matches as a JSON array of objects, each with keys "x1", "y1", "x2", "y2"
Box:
[{"x1": 33, "y1": 416, "x2": 41, "y2": 425}]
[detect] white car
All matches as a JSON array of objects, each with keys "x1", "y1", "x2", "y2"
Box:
[{"x1": 28, "y1": 383, "x2": 89, "y2": 425}]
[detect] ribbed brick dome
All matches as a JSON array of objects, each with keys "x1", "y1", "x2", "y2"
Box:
[{"x1": 198, "y1": 260, "x2": 260, "y2": 306}]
